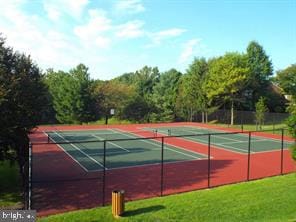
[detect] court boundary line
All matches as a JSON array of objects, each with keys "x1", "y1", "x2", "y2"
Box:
[
  {"x1": 45, "y1": 130, "x2": 207, "y2": 173},
  {"x1": 42, "y1": 131, "x2": 90, "y2": 172},
  {"x1": 91, "y1": 134, "x2": 131, "y2": 153},
  {"x1": 53, "y1": 131, "x2": 107, "y2": 170},
  {"x1": 113, "y1": 129, "x2": 209, "y2": 159}
]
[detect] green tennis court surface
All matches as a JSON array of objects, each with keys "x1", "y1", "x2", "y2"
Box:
[
  {"x1": 146, "y1": 126, "x2": 293, "y2": 154},
  {"x1": 46, "y1": 129, "x2": 206, "y2": 172}
]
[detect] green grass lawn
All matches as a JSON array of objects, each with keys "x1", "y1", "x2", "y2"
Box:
[
  {"x1": 0, "y1": 161, "x2": 22, "y2": 208},
  {"x1": 39, "y1": 173, "x2": 296, "y2": 222}
]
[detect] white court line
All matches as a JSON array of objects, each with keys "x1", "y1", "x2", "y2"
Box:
[
  {"x1": 218, "y1": 139, "x2": 267, "y2": 145},
  {"x1": 89, "y1": 150, "x2": 127, "y2": 156},
  {"x1": 181, "y1": 128, "x2": 247, "y2": 143},
  {"x1": 181, "y1": 135, "x2": 251, "y2": 153},
  {"x1": 43, "y1": 131, "x2": 90, "y2": 172},
  {"x1": 150, "y1": 127, "x2": 252, "y2": 154},
  {"x1": 53, "y1": 131, "x2": 107, "y2": 169},
  {"x1": 112, "y1": 129, "x2": 205, "y2": 160},
  {"x1": 91, "y1": 134, "x2": 130, "y2": 152}
]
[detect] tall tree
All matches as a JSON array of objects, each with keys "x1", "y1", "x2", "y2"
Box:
[
  {"x1": 276, "y1": 64, "x2": 296, "y2": 98},
  {"x1": 246, "y1": 41, "x2": 273, "y2": 108},
  {"x1": 276, "y1": 64, "x2": 296, "y2": 142},
  {"x1": 44, "y1": 64, "x2": 95, "y2": 124},
  {"x1": 0, "y1": 35, "x2": 49, "y2": 182},
  {"x1": 134, "y1": 66, "x2": 160, "y2": 96},
  {"x1": 152, "y1": 69, "x2": 182, "y2": 121},
  {"x1": 180, "y1": 58, "x2": 209, "y2": 122},
  {"x1": 206, "y1": 53, "x2": 249, "y2": 125}
]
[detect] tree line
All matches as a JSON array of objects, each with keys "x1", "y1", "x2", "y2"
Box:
[
  {"x1": 43, "y1": 41, "x2": 288, "y2": 125},
  {"x1": 1, "y1": 35, "x2": 296, "y2": 166}
]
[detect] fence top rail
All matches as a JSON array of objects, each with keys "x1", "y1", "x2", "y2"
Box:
[{"x1": 30, "y1": 127, "x2": 289, "y2": 145}]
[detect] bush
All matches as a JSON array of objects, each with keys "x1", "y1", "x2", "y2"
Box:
[
  {"x1": 290, "y1": 144, "x2": 296, "y2": 161},
  {"x1": 286, "y1": 115, "x2": 296, "y2": 138}
]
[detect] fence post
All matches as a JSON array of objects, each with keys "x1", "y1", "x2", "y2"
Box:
[
  {"x1": 102, "y1": 140, "x2": 106, "y2": 206},
  {"x1": 247, "y1": 132, "x2": 251, "y2": 181},
  {"x1": 208, "y1": 134, "x2": 211, "y2": 188},
  {"x1": 160, "y1": 137, "x2": 164, "y2": 196},
  {"x1": 280, "y1": 128, "x2": 284, "y2": 175},
  {"x1": 28, "y1": 142, "x2": 32, "y2": 210}
]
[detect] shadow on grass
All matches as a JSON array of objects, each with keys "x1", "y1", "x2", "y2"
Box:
[{"x1": 123, "y1": 205, "x2": 165, "y2": 217}]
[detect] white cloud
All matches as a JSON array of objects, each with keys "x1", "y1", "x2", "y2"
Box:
[
  {"x1": 115, "y1": 0, "x2": 145, "y2": 14},
  {"x1": 74, "y1": 9, "x2": 112, "y2": 48},
  {"x1": 43, "y1": 0, "x2": 89, "y2": 21},
  {"x1": 178, "y1": 39, "x2": 201, "y2": 64},
  {"x1": 44, "y1": 4, "x2": 61, "y2": 21},
  {"x1": 146, "y1": 28, "x2": 186, "y2": 47},
  {"x1": 116, "y1": 20, "x2": 145, "y2": 39}
]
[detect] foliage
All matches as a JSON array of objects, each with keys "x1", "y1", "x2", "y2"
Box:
[
  {"x1": 44, "y1": 64, "x2": 95, "y2": 124},
  {"x1": 276, "y1": 64, "x2": 296, "y2": 115},
  {"x1": 246, "y1": 41, "x2": 273, "y2": 108},
  {"x1": 286, "y1": 115, "x2": 296, "y2": 139},
  {"x1": 0, "y1": 161, "x2": 21, "y2": 207},
  {"x1": 91, "y1": 80, "x2": 136, "y2": 121},
  {"x1": 255, "y1": 97, "x2": 269, "y2": 128},
  {"x1": 134, "y1": 66, "x2": 160, "y2": 96},
  {"x1": 121, "y1": 96, "x2": 152, "y2": 122},
  {"x1": 0, "y1": 36, "x2": 49, "y2": 162},
  {"x1": 152, "y1": 69, "x2": 182, "y2": 122},
  {"x1": 39, "y1": 173, "x2": 296, "y2": 222},
  {"x1": 177, "y1": 58, "x2": 208, "y2": 121},
  {"x1": 291, "y1": 144, "x2": 296, "y2": 161},
  {"x1": 276, "y1": 64, "x2": 296, "y2": 96},
  {"x1": 0, "y1": 36, "x2": 49, "y2": 206},
  {"x1": 206, "y1": 53, "x2": 249, "y2": 124}
]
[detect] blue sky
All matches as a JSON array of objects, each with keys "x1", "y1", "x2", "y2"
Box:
[{"x1": 0, "y1": 0, "x2": 295, "y2": 80}]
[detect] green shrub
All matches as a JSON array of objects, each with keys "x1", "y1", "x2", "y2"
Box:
[{"x1": 286, "y1": 115, "x2": 296, "y2": 139}]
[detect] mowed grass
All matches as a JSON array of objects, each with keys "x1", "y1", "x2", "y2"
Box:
[
  {"x1": 39, "y1": 173, "x2": 296, "y2": 222},
  {"x1": 0, "y1": 161, "x2": 22, "y2": 208}
]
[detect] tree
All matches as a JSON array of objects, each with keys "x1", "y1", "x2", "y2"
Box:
[
  {"x1": 152, "y1": 69, "x2": 182, "y2": 121},
  {"x1": 91, "y1": 80, "x2": 135, "y2": 124},
  {"x1": 182, "y1": 58, "x2": 208, "y2": 122},
  {"x1": 276, "y1": 64, "x2": 296, "y2": 159},
  {"x1": 255, "y1": 97, "x2": 269, "y2": 129},
  {"x1": 276, "y1": 64, "x2": 296, "y2": 98},
  {"x1": 246, "y1": 41, "x2": 273, "y2": 109},
  {"x1": 44, "y1": 64, "x2": 95, "y2": 124},
  {"x1": 121, "y1": 95, "x2": 152, "y2": 122},
  {"x1": 134, "y1": 66, "x2": 160, "y2": 96},
  {"x1": 0, "y1": 35, "x2": 49, "y2": 186},
  {"x1": 206, "y1": 53, "x2": 249, "y2": 125}
]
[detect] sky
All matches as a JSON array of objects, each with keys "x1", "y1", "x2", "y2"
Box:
[{"x1": 0, "y1": 0, "x2": 295, "y2": 80}]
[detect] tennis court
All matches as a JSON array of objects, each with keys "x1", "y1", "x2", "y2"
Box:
[
  {"x1": 46, "y1": 129, "x2": 207, "y2": 172},
  {"x1": 31, "y1": 123, "x2": 296, "y2": 216},
  {"x1": 146, "y1": 126, "x2": 293, "y2": 154}
]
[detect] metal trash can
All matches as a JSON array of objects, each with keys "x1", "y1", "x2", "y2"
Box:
[{"x1": 112, "y1": 190, "x2": 125, "y2": 217}]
